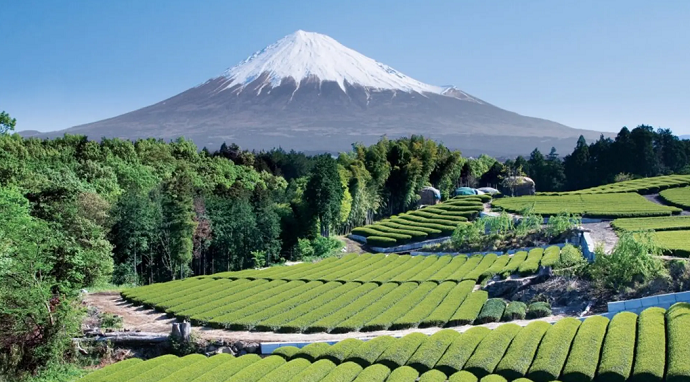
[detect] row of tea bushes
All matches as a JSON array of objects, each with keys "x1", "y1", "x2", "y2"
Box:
[
  {"x1": 493, "y1": 193, "x2": 681, "y2": 218},
  {"x1": 538, "y1": 175, "x2": 690, "y2": 196},
  {"x1": 79, "y1": 304, "x2": 690, "y2": 381},
  {"x1": 659, "y1": 186, "x2": 690, "y2": 210}
]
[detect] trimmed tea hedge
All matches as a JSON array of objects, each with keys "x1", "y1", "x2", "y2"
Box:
[
  {"x1": 660, "y1": 186, "x2": 690, "y2": 209},
  {"x1": 612, "y1": 216, "x2": 690, "y2": 232},
  {"x1": 493, "y1": 193, "x2": 681, "y2": 218},
  {"x1": 526, "y1": 302, "x2": 552, "y2": 319},
  {"x1": 501, "y1": 301, "x2": 527, "y2": 321},
  {"x1": 475, "y1": 298, "x2": 507, "y2": 324},
  {"x1": 539, "y1": 174, "x2": 690, "y2": 195},
  {"x1": 83, "y1": 305, "x2": 690, "y2": 381}
]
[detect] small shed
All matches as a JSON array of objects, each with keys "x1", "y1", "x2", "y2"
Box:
[
  {"x1": 500, "y1": 176, "x2": 536, "y2": 196},
  {"x1": 419, "y1": 186, "x2": 441, "y2": 206}
]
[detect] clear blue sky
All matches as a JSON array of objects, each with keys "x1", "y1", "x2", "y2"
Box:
[{"x1": 2, "y1": 0, "x2": 689, "y2": 135}]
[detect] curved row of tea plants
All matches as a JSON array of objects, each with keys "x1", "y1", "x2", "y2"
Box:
[
  {"x1": 78, "y1": 304, "x2": 690, "y2": 382},
  {"x1": 351, "y1": 196, "x2": 489, "y2": 247},
  {"x1": 612, "y1": 216, "x2": 690, "y2": 232},
  {"x1": 204, "y1": 250, "x2": 562, "y2": 284},
  {"x1": 539, "y1": 174, "x2": 690, "y2": 196},
  {"x1": 493, "y1": 193, "x2": 681, "y2": 218},
  {"x1": 659, "y1": 186, "x2": 690, "y2": 210}
]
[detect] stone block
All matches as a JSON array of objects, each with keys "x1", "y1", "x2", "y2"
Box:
[
  {"x1": 608, "y1": 301, "x2": 625, "y2": 313},
  {"x1": 640, "y1": 296, "x2": 660, "y2": 307},
  {"x1": 658, "y1": 294, "x2": 677, "y2": 304},
  {"x1": 624, "y1": 299, "x2": 643, "y2": 310},
  {"x1": 675, "y1": 291, "x2": 690, "y2": 302}
]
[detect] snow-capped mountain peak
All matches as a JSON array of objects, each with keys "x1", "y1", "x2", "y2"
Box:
[{"x1": 221, "y1": 30, "x2": 474, "y2": 100}]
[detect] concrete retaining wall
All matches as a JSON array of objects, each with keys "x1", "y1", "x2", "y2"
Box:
[
  {"x1": 605, "y1": 291, "x2": 690, "y2": 317},
  {"x1": 410, "y1": 243, "x2": 568, "y2": 257}
]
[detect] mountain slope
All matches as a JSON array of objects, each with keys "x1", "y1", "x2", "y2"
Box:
[{"x1": 38, "y1": 30, "x2": 602, "y2": 156}]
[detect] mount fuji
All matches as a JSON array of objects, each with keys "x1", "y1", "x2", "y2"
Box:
[{"x1": 37, "y1": 30, "x2": 603, "y2": 156}]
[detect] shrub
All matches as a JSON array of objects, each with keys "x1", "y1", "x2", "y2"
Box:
[
  {"x1": 74, "y1": 358, "x2": 143, "y2": 382},
  {"x1": 480, "y1": 255, "x2": 510, "y2": 281},
  {"x1": 555, "y1": 244, "x2": 585, "y2": 269},
  {"x1": 209, "y1": 355, "x2": 286, "y2": 382},
  {"x1": 308, "y1": 283, "x2": 398, "y2": 333},
  {"x1": 527, "y1": 317, "x2": 581, "y2": 382},
  {"x1": 376, "y1": 332, "x2": 427, "y2": 369},
  {"x1": 463, "y1": 323, "x2": 522, "y2": 378},
  {"x1": 526, "y1": 302, "x2": 551, "y2": 319},
  {"x1": 500, "y1": 251, "x2": 527, "y2": 277},
  {"x1": 258, "y1": 358, "x2": 313, "y2": 382},
  {"x1": 418, "y1": 369, "x2": 448, "y2": 382},
  {"x1": 428, "y1": 255, "x2": 468, "y2": 282},
  {"x1": 448, "y1": 370, "x2": 480, "y2": 382},
  {"x1": 272, "y1": 346, "x2": 300, "y2": 360},
  {"x1": 320, "y1": 362, "x2": 364, "y2": 382},
  {"x1": 447, "y1": 290, "x2": 488, "y2": 326},
  {"x1": 190, "y1": 354, "x2": 261, "y2": 382},
  {"x1": 384, "y1": 366, "x2": 419, "y2": 382},
  {"x1": 630, "y1": 307, "x2": 666, "y2": 382},
  {"x1": 479, "y1": 375, "x2": 508, "y2": 382},
  {"x1": 546, "y1": 211, "x2": 581, "y2": 237},
  {"x1": 588, "y1": 232, "x2": 667, "y2": 292},
  {"x1": 345, "y1": 336, "x2": 397, "y2": 367},
  {"x1": 391, "y1": 281, "x2": 455, "y2": 329},
  {"x1": 378, "y1": 220, "x2": 442, "y2": 236},
  {"x1": 447, "y1": 255, "x2": 483, "y2": 282},
  {"x1": 494, "y1": 321, "x2": 551, "y2": 380},
  {"x1": 463, "y1": 254, "x2": 500, "y2": 281},
  {"x1": 666, "y1": 303, "x2": 690, "y2": 382},
  {"x1": 287, "y1": 359, "x2": 337, "y2": 382},
  {"x1": 435, "y1": 326, "x2": 492, "y2": 375},
  {"x1": 406, "y1": 329, "x2": 461, "y2": 372},
  {"x1": 421, "y1": 280, "x2": 475, "y2": 327},
  {"x1": 501, "y1": 301, "x2": 527, "y2": 321},
  {"x1": 408, "y1": 256, "x2": 453, "y2": 282},
  {"x1": 476, "y1": 298, "x2": 507, "y2": 324},
  {"x1": 292, "y1": 342, "x2": 333, "y2": 362},
  {"x1": 539, "y1": 246, "x2": 561, "y2": 267},
  {"x1": 320, "y1": 339, "x2": 364, "y2": 364},
  {"x1": 560, "y1": 315, "x2": 609, "y2": 382},
  {"x1": 99, "y1": 355, "x2": 180, "y2": 382},
  {"x1": 366, "y1": 236, "x2": 398, "y2": 247},
  {"x1": 361, "y1": 283, "x2": 436, "y2": 331},
  {"x1": 596, "y1": 311, "x2": 637, "y2": 382},
  {"x1": 351, "y1": 364, "x2": 390, "y2": 381},
  {"x1": 518, "y1": 248, "x2": 544, "y2": 276}
]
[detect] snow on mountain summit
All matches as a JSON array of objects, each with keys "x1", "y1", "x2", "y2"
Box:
[{"x1": 221, "y1": 30, "x2": 475, "y2": 100}]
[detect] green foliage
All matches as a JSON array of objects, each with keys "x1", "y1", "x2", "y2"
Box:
[
  {"x1": 272, "y1": 346, "x2": 300, "y2": 360},
  {"x1": 629, "y1": 307, "x2": 665, "y2": 382},
  {"x1": 494, "y1": 321, "x2": 550, "y2": 380},
  {"x1": 376, "y1": 332, "x2": 427, "y2": 369},
  {"x1": 345, "y1": 336, "x2": 396, "y2": 367},
  {"x1": 660, "y1": 186, "x2": 690, "y2": 209},
  {"x1": 435, "y1": 327, "x2": 491, "y2": 375},
  {"x1": 554, "y1": 244, "x2": 585, "y2": 269},
  {"x1": 418, "y1": 369, "x2": 447, "y2": 382},
  {"x1": 385, "y1": 365, "x2": 419, "y2": 382},
  {"x1": 560, "y1": 315, "x2": 609, "y2": 382},
  {"x1": 526, "y1": 302, "x2": 552, "y2": 319},
  {"x1": 448, "y1": 370, "x2": 479, "y2": 382},
  {"x1": 320, "y1": 339, "x2": 363, "y2": 364},
  {"x1": 320, "y1": 361, "x2": 364, "y2": 382},
  {"x1": 501, "y1": 301, "x2": 527, "y2": 321},
  {"x1": 287, "y1": 359, "x2": 337, "y2": 382},
  {"x1": 545, "y1": 211, "x2": 581, "y2": 237},
  {"x1": 463, "y1": 323, "x2": 521, "y2": 378},
  {"x1": 666, "y1": 303, "x2": 690, "y2": 382},
  {"x1": 527, "y1": 318, "x2": 581, "y2": 382},
  {"x1": 448, "y1": 290, "x2": 488, "y2": 326},
  {"x1": 495, "y1": 193, "x2": 680, "y2": 218},
  {"x1": 597, "y1": 312, "x2": 637, "y2": 382},
  {"x1": 406, "y1": 329, "x2": 460, "y2": 373},
  {"x1": 476, "y1": 299, "x2": 507, "y2": 324},
  {"x1": 612, "y1": 215, "x2": 690, "y2": 232},
  {"x1": 518, "y1": 248, "x2": 544, "y2": 276},
  {"x1": 0, "y1": 111, "x2": 16, "y2": 134},
  {"x1": 305, "y1": 155, "x2": 344, "y2": 237},
  {"x1": 588, "y1": 232, "x2": 667, "y2": 292}
]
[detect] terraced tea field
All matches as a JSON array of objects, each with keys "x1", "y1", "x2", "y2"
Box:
[
  {"x1": 611, "y1": 216, "x2": 690, "y2": 232},
  {"x1": 78, "y1": 304, "x2": 690, "y2": 381},
  {"x1": 351, "y1": 196, "x2": 488, "y2": 247},
  {"x1": 493, "y1": 193, "x2": 681, "y2": 218},
  {"x1": 539, "y1": 174, "x2": 690, "y2": 195},
  {"x1": 653, "y1": 231, "x2": 690, "y2": 257},
  {"x1": 660, "y1": 186, "x2": 690, "y2": 209},
  {"x1": 122, "y1": 249, "x2": 562, "y2": 333}
]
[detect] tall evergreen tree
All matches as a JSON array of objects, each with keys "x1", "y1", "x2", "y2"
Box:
[{"x1": 304, "y1": 155, "x2": 344, "y2": 237}]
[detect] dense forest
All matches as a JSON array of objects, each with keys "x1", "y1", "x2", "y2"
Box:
[{"x1": 1, "y1": 107, "x2": 689, "y2": 378}]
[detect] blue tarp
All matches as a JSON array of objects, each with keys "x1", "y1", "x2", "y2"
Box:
[{"x1": 454, "y1": 187, "x2": 477, "y2": 196}]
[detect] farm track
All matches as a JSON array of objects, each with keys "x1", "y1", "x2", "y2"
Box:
[
  {"x1": 581, "y1": 221, "x2": 618, "y2": 254},
  {"x1": 84, "y1": 292, "x2": 568, "y2": 343},
  {"x1": 644, "y1": 193, "x2": 690, "y2": 215}
]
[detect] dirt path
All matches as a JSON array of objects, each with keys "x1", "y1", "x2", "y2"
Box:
[
  {"x1": 644, "y1": 194, "x2": 690, "y2": 215},
  {"x1": 84, "y1": 292, "x2": 567, "y2": 343},
  {"x1": 582, "y1": 221, "x2": 618, "y2": 254},
  {"x1": 341, "y1": 236, "x2": 370, "y2": 254}
]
